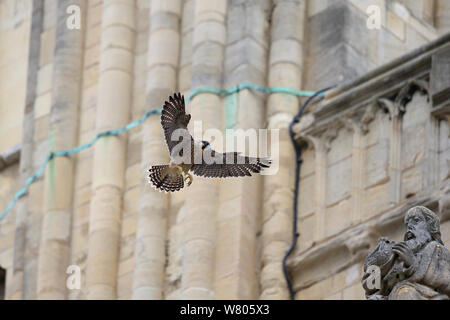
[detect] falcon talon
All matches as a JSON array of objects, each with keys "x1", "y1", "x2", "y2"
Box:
[{"x1": 175, "y1": 165, "x2": 183, "y2": 176}]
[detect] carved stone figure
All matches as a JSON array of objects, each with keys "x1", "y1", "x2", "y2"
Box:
[{"x1": 362, "y1": 206, "x2": 450, "y2": 300}]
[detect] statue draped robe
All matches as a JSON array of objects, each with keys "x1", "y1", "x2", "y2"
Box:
[{"x1": 389, "y1": 241, "x2": 450, "y2": 300}]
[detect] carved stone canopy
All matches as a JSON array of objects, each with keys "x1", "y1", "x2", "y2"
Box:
[
  {"x1": 378, "y1": 79, "x2": 430, "y2": 120},
  {"x1": 293, "y1": 36, "x2": 450, "y2": 144}
]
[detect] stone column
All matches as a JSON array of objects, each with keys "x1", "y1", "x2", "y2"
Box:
[
  {"x1": 180, "y1": 0, "x2": 227, "y2": 300},
  {"x1": 439, "y1": 115, "x2": 450, "y2": 181},
  {"x1": 304, "y1": 128, "x2": 337, "y2": 241},
  {"x1": 350, "y1": 126, "x2": 364, "y2": 223},
  {"x1": 378, "y1": 99, "x2": 404, "y2": 205},
  {"x1": 36, "y1": 0, "x2": 86, "y2": 300},
  {"x1": 437, "y1": 0, "x2": 450, "y2": 34},
  {"x1": 343, "y1": 106, "x2": 375, "y2": 224},
  {"x1": 215, "y1": 0, "x2": 271, "y2": 299},
  {"x1": 164, "y1": 0, "x2": 194, "y2": 300},
  {"x1": 86, "y1": 0, "x2": 135, "y2": 299},
  {"x1": 11, "y1": 0, "x2": 44, "y2": 300},
  {"x1": 388, "y1": 111, "x2": 403, "y2": 205},
  {"x1": 424, "y1": 116, "x2": 440, "y2": 189},
  {"x1": 178, "y1": 0, "x2": 194, "y2": 95},
  {"x1": 260, "y1": 0, "x2": 305, "y2": 300},
  {"x1": 312, "y1": 138, "x2": 327, "y2": 241},
  {"x1": 132, "y1": 0, "x2": 181, "y2": 300}
]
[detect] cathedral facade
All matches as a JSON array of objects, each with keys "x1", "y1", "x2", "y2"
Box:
[{"x1": 0, "y1": 0, "x2": 449, "y2": 300}]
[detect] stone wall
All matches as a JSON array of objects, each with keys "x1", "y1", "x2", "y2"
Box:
[
  {"x1": 0, "y1": 163, "x2": 19, "y2": 299},
  {"x1": 0, "y1": 0, "x2": 31, "y2": 152},
  {"x1": 305, "y1": 0, "x2": 445, "y2": 89},
  {"x1": 291, "y1": 34, "x2": 450, "y2": 299},
  {"x1": 0, "y1": 0, "x2": 448, "y2": 300}
]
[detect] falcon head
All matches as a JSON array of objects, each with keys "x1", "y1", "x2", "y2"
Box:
[{"x1": 201, "y1": 140, "x2": 210, "y2": 150}]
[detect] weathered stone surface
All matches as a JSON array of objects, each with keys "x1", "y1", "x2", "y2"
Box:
[
  {"x1": 39, "y1": 28, "x2": 55, "y2": 67},
  {"x1": 36, "y1": 0, "x2": 86, "y2": 300},
  {"x1": 362, "y1": 206, "x2": 450, "y2": 300},
  {"x1": 1, "y1": 0, "x2": 450, "y2": 302},
  {"x1": 298, "y1": 174, "x2": 315, "y2": 217},
  {"x1": 431, "y1": 45, "x2": 450, "y2": 105},
  {"x1": 365, "y1": 140, "x2": 389, "y2": 188},
  {"x1": 326, "y1": 158, "x2": 352, "y2": 205},
  {"x1": 85, "y1": 0, "x2": 135, "y2": 300},
  {"x1": 132, "y1": 0, "x2": 180, "y2": 300},
  {"x1": 305, "y1": 1, "x2": 375, "y2": 88}
]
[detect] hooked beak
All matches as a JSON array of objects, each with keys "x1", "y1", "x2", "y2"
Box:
[{"x1": 201, "y1": 140, "x2": 210, "y2": 150}]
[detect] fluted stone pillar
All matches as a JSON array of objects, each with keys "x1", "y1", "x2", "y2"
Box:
[
  {"x1": 215, "y1": 0, "x2": 271, "y2": 299},
  {"x1": 163, "y1": 0, "x2": 194, "y2": 300},
  {"x1": 311, "y1": 137, "x2": 327, "y2": 241},
  {"x1": 345, "y1": 118, "x2": 367, "y2": 225},
  {"x1": 132, "y1": 0, "x2": 182, "y2": 300},
  {"x1": 260, "y1": 0, "x2": 305, "y2": 300},
  {"x1": 181, "y1": 0, "x2": 227, "y2": 300},
  {"x1": 377, "y1": 99, "x2": 404, "y2": 206},
  {"x1": 11, "y1": 0, "x2": 44, "y2": 300},
  {"x1": 36, "y1": 0, "x2": 86, "y2": 300},
  {"x1": 86, "y1": 0, "x2": 135, "y2": 299},
  {"x1": 437, "y1": 0, "x2": 450, "y2": 34}
]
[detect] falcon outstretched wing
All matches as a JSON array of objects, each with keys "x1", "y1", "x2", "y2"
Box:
[
  {"x1": 161, "y1": 92, "x2": 192, "y2": 153},
  {"x1": 190, "y1": 149, "x2": 271, "y2": 178}
]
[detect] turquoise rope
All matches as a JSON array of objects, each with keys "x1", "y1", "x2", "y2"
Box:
[
  {"x1": 0, "y1": 108, "x2": 161, "y2": 221},
  {"x1": 187, "y1": 83, "x2": 321, "y2": 101},
  {"x1": 0, "y1": 84, "x2": 323, "y2": 221}
]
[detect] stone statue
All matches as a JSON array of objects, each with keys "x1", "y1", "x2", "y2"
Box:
[{"x1": 362, "y1": 206, "x2": 450, "y2": 300}]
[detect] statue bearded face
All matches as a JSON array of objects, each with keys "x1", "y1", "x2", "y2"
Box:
[{"x1": 404, "y1": 210, "x2": 432, "y2": 252}]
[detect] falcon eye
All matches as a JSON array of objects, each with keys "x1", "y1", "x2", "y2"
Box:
[{"x1": 201, "y1": 140, "x2": 210, "y2": 149}]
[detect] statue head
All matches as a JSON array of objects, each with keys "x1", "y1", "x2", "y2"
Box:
[{"x1": 404, "y1": 206, "x2": 443, "y2": 251}]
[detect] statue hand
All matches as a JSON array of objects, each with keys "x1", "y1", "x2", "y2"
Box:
[
  {"x1": 367, "y1": 294, "x2": 387, "y2": 300},
  {"x1": 392, "y1": 242, "x2": 415, "y2": 267}
]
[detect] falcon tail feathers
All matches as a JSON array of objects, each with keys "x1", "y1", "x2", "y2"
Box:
[{"x1": 148, "y1": 165, "x2": 184, "y2": 193}]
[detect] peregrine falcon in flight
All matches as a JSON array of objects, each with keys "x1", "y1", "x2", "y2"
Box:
[{"x1": 148, "y1": 93, "x2": 271, "y2": 192}]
